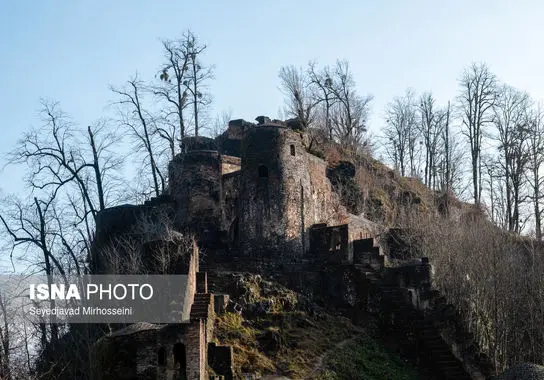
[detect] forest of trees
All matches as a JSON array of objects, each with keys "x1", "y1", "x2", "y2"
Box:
[
  {"x1": 0, "y1": 28, "x2": 544, "y2": 379},
  {"x1": 279, "y1": 60, "x2": 544, "y2": 238},
  {"x1": 380, "y1": 63, "x2": 544, "y2": 237}
]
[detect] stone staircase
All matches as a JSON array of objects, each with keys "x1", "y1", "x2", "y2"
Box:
[
  {"x1": 200, "y1": 240, "x2": 478, "y2": 379},
  {"x1": 190, "y1": 293, "x2": 213, "y2": 320},
  {"x1": 354, "y1": 250, "x2": 472, "y2": 380},
  {"x1": 418, "y1": 319, "x2": 471, "y2": 380}
]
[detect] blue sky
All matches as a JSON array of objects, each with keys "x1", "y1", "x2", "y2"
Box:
[{"x1": 1, "y1": 0, "x2": 544, "y2": 195}]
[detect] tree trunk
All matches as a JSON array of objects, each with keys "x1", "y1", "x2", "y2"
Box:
[{"x1": 88, "y1": 126, "x2": 105, "y2": 211}]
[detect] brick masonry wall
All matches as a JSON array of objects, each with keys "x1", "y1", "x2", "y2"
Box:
[
  {"x1": 239, "y1": 124, "x2": 364, "y2": 260},
  {"x1": 169, "y1": 151, "x2": 223, "y2": 246},
  {"x1": 186, "y1": 320, "x2": 206, "y2": 380},
  {"x1": 182, "y1": 242, "x2": 198, "y2": 321},
  {"x1": 239, "y1": 126, "x2": 286, "y2": 257}
]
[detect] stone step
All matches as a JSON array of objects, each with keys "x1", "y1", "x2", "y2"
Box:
[
  {"x1": 191, "y1": 309, "x2": 209, "y2": 314},
  {"x1": 190, "y1": 309, "x2": 209, "y2": 315},
  {"x1": 191, "y1": 312, "x2": 209, "y2": 317},
  {"x1": 190, "y1": 310, "x2": 209, "y2": 316},
  {"x1": 192, "y1": 307, "x2": 210, "y2": 312}
]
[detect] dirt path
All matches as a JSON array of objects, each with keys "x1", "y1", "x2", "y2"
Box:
[{"x1": 306, "y1": 332, "x2": 364, "y2": 379}]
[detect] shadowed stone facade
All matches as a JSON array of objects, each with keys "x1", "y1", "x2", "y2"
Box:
[
  {"x1": 94, "y1": 115, "x2": 382, "y2": 265},
  {"x1": 90, "y1": 247, "x2": 233, "y2": 380},
  {"x1": 165, "y1": 116, "x2": 381, "y2": 261}
]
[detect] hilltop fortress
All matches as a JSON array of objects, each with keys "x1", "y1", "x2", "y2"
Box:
[
  {"x1": 93, "y1": 116, "x2": 382, "y2": 271},
  {"x1": 90, "y1": 117, "x2": 484, "y2": 380},
  {"x1": 171, "y1": 116, "x2": 381, "y2": 260},
  {"x1": 89, "y1": 116, "x2": 387, "y2": 380}
]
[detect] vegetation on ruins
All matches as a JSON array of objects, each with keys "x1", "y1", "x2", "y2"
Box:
[{"x1": 211, "y1": 273, "x2": 419, "y2": 380}]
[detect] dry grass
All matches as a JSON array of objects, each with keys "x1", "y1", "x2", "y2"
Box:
[
  {"x1": 215, "y1": 311, "x2": 359, "y2": 379},
  {"x1": 310, "y1": 334, "x2": 421, "y2": 380},
  {"x1": 215, "y1": 312, "x2": 276, "y2": 377}
]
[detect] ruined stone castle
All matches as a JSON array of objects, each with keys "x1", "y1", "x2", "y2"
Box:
[
  {"x1": 89, "y1": 116, "x2": 385, "y2": 380},
  {"x1": 168, "y1": 116, "x2": 381, "y2": 261},
  {"x1": 90, "y1": 117, "x2": 485, "y2": 380}
]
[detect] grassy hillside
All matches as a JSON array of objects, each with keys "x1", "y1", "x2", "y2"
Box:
[
  {"x1": 211, "y1": 273, "x2": 421, "y2": 379},
  {"x1": 307, "y1": 137, "x2": 462, "y2": 226},
  {"x1": 313, "y1": 334, "x2": 420, "y2": 380}
]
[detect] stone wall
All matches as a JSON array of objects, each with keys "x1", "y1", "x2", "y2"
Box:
[
  {"x1": 221, "y1": 172, "x2": 240, "y2": 248},
  {"x1": 239, "y1": 125, "x2": 336, "y2": 258},
  {"x1": 169, "y1": 151, "x2": 223, "y2": 247},
  {"x1": 91, "y1": 200, "x2": 186, "y2": 274},
  {"x1": 221, "y1": 155, "x2": 241, "y2": 175},
  {"x1": 239, "y1": 126, "x2": 287, "y2": 257},
  {"x1": 168, "y1": 151, "x2": 242, "y2": 249},
  {"x1": 208, "y1": 343, "x2": 234, "y2": 380},
  {"x1": 186, "y1": 320, "x2": 206, "y2": 380},
  {"x1": 215, "y1": 119, "x2": 254, "y2": 157},
  {"x1": 183, "y1": 241, "x2": 198, "y2": 321},
  {"x1": 308, "y1": 224, "x2": 350, "y2": 263},
  {"x1": 284, "y1": 146, "x2": 344, "y2": 257},
  {"x1": 238, "y1": 122, "x2": 377, "y2": 260},
  {"x1": 183, "y1": 136, "x2": 218, "y2": 152},
  {"x1": 91, "y1": 323, "x2": 189, "y2": 380}
]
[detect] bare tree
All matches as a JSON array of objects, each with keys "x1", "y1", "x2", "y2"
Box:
[
  {"x1": 156, "y1": 30, "x2": 214, "y2": 143},
  {"x1": 418, "y1": 92, "x2": 443, "y2": 189},
  {"x1": 155, "y1": 39, "x2": 190, "y2": 156},
  {"x1": 183, "y1": 31, "x2": 214, "y2": 137},
  {"x1": 383, "y1": 88, "x2": 419, "y2": 176},
  {"x1": 0, "y1": 195, "x2": 70, "y2": 344},
  {"x1": 437, "y1": 101, "x2": 457, "y2": 192},
  {"x1": 307, "y1": 61, "x2": 337, "y2": 139},
  {"x1": 0, "y1": 284, "x2": 38, "y2": 380},
  {"x1": 526, "y1": 105, "x2": 544, "y2": 240},
  {"x1": 7, "y1": 102, "x2": 123, "y2": 271},
  {"x1": 329, "y1": 60, "x2": 373, "y2": 150},
  {"x1": 9, "y1": 101, "x2": 117, "y2": 220},
  {"x1": 112, "y1": 75, "x2": 165, "y2": 197},
  {"x1": 211, "y1": 109, "x2": 232, "y2": 139},
  {"x1": 435, "y1": 102, "x2": 467, "y2": 208},
  {"x1": 458, "y1": 62, "x2": 497, "y2": 204},
  {"x1": 0, "y1": 291, "x2": 11, "y2": 380},
  {"x1": 492, "y1": 84, "x2": 531, "y2": 233},
  {"x1": 279, "y1": 65, "x2": 316, "y2": 129}
]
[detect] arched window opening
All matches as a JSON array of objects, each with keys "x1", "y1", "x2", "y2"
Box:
[
  {"x1": 290, "y1": 144, "x2": 296, "y2": 156},
  {"x1": 157, "y1": 347, "x2": 166, "y2": 366},
  {"x1": 258, "y1": 165, "x2": 269, "y2": 178}
]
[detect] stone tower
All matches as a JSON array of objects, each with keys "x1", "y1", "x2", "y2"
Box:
[
  {"x1": 168, "y1": 137, "x2": 223, "y2": 247},
  {"x1": 239, "y1": 120, "x2": 312, "y2": 259}
]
